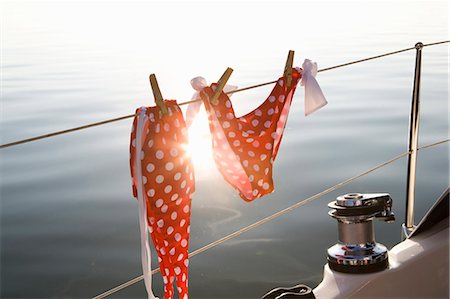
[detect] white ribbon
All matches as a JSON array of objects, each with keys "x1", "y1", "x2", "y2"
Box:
[
  {"x1": 135, "y1": 108, "x2": 159, "y2": 299},
  {"x1": 185, "y1": 76, "x2": 237, "y2": 127},
  {"x1": 300, "y1": 59, "x2": 327, "y2": 116}
]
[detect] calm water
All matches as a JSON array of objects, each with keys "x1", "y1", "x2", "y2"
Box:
[{"x1": 1, "y1": 1, "x2": 448, "y2": 298}]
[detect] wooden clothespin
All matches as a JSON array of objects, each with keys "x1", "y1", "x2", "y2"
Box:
[
  {"x1": 283, "y1": 50, "x2": 295, "y2": 88},
  {"x1": 149, "y1": 74, "x2": 168, "y2": 115},
  {"x1": 209, "y1": 67, "x2": 234, "y2": 105}
]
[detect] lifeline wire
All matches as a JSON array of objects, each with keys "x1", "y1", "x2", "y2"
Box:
[
  {"x1": 91, "y1": 138, "x2": 449, "y2": 299},
  {"x1": 1, "y1": 40, "x2": 448, "y2": 149}
]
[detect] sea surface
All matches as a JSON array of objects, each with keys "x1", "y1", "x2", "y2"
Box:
[{"x1": 1, "y1": 1, "x2": 448, "y2": 298}]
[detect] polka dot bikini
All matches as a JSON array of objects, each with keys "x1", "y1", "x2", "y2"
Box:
[
  {"x1": 130, "y1": 101, "x2": 194, "y2": 299},
  {"x1": 129, "y1": 69, "x2": 301, "y2": 298},
  {"x1": 201, "y1": 68, "x2": 302, "y2": 201}
]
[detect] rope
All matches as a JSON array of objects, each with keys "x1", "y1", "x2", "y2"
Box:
[
  {"x1": 92, "y1": 138, "x2": 449, "y2": 299},
  {"x1": 422, "y1": 40, "x2": 450, "y2": 47},
  {"x1": 317, "y1": 47, "x2": 415, "y2": 73},
  {"x1": 1, "y1": 41, "x2": 448, "y2": 149},
  {"x1": 0, "y1": 114, "x2": 137, "y2": 149},
  {"x1": 418, "y1": 138, "x2": 450, "y2": 150}
]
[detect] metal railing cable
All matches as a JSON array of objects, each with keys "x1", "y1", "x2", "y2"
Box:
[
  {"x1": 417, "y1": 138, "x2": 450, "y2": 150},
  {"x1": 92, "y1": 138, "x2": 449, "y2": 299},
  {"x1": 1, "y1": 41, "x2": 448, "y2": 149}
]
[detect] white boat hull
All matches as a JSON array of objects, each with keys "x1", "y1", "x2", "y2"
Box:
[{"x1": 314, "y1": 218, "x2": 449, "y2": 298}]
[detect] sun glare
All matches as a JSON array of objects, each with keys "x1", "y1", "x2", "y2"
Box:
[{"x1": 185, "y1": 108, "x2": 216, "y2": 177}]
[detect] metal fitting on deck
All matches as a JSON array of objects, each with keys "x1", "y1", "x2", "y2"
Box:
[{"x1": 327, "y1": 193, "x2": 395, "y2": 274}]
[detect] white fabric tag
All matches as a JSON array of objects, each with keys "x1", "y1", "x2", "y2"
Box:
[{"x1": 300, "y1": 59, "x2": 327, "y2": 116}]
